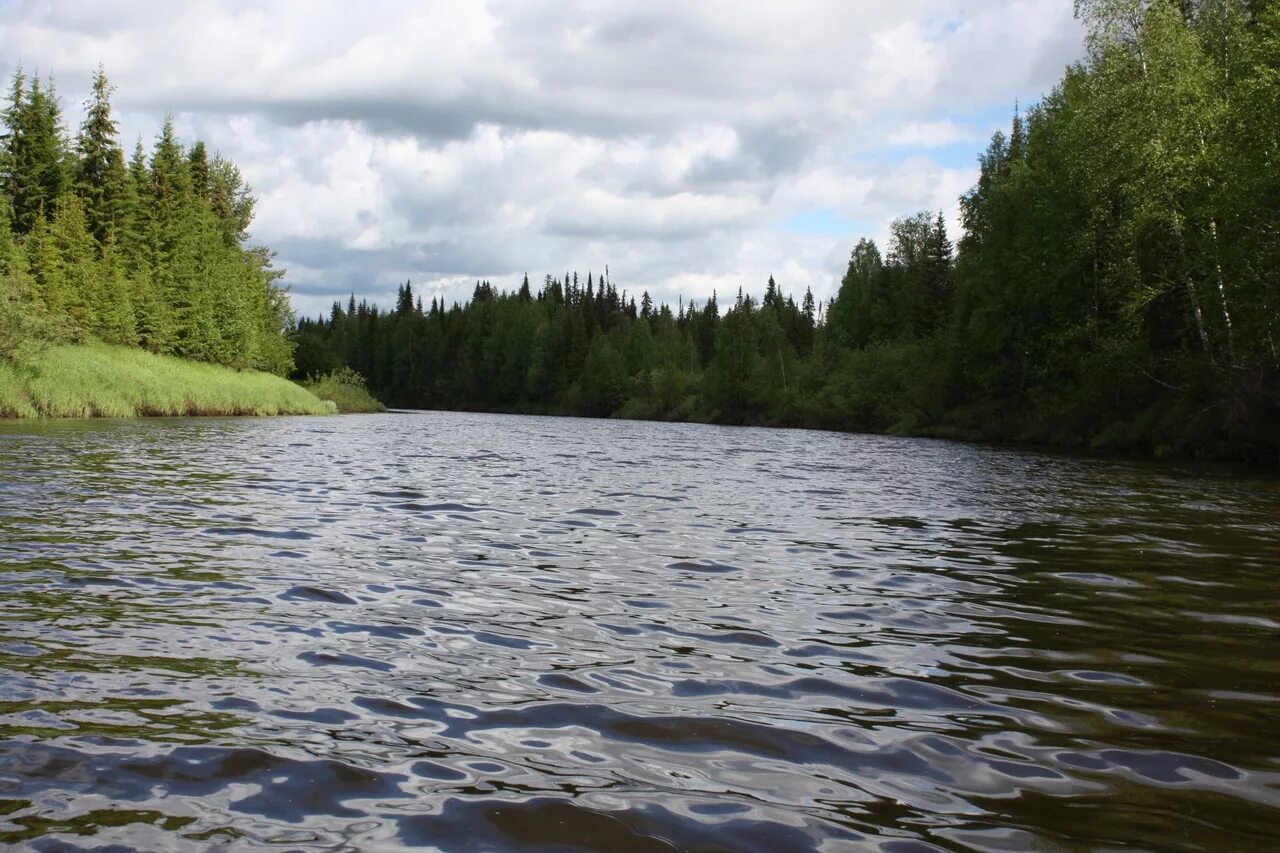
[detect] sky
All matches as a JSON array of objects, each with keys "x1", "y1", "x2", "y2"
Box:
[{"x1": 0, "y1": 1, "x2": 1085, "y2": 319}]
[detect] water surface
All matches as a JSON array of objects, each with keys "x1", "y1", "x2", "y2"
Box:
[{"x1": 1, "y1": 412, "x2": 1278, "y2": 850}]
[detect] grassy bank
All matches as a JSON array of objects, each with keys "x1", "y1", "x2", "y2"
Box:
[
  {"x1": 0, "y1": 343, "x2": 337, "y2": 418},
  {"x1": 298, "y1": 368, "x2": 386, "y2": 414}
]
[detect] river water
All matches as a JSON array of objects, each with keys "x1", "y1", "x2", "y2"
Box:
[{"x1": 0, "y1": 412, "x2": 1277, "y2": 851}]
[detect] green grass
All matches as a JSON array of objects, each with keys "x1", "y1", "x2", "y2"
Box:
[
  {"x1": 0, "y1": 343, "x2": 337, "y2": 418},
  {"x1": 299, "y1": 368, "x2": 387, "y2": 413}
]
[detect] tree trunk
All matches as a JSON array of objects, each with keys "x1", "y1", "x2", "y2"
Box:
[
  {"x1": 1208, "y1": 217, "x2": 1236, "y2": 364},
  {"x1": 1174, "y1": 215, "x2": 1213, "y2": 360}
]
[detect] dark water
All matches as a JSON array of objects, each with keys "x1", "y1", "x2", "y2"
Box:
[{"x1": 1, "y1": 412, "x2": 1277, "y2": 852}]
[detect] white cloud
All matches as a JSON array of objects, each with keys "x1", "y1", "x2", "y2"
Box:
[
  {"x1": 888, "y1": 120, "x2": 974, "y2": 149},
  {"x1": 0, "y1": 0, "x2": 1084, "y2": 314}
]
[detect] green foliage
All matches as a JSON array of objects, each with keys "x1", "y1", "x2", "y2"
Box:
[
  {"x1": 0, "y1": 69, "x2": 297, "y2": 379},
  {"x1": 3, "y1": 70, "x2": 70, "y2": 235},
  {"x1": 574, "y1": 334, "x2": 625, "y2": 417},
  {"x1": 301, "y1": 367, "x2": 386, "y2": 413},
  {"x1": 0, "y1": 271, "x2": 58, "y2": 362},
  {"x1": 937, "y1": 0, "x2": 1280, "y2": 460},
  {"x1": 75, "y1": 67, "x2": 126, "y2": 245},
  {"x1": 293, "y1": 270, "x2": 818, "y2": 427}
]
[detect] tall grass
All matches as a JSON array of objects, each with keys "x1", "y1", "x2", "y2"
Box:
[
  {"x1": 0, "y1": 343, "x2": 336, "y2": 418},
  {"x1": 300, "y1": 367, "x2": 387, "y2": 413}
]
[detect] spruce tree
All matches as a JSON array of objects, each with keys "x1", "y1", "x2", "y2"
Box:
[
  {"x1": 187, "y1": 141, "x2": 210, "y2": 200},
  {"x1": 96, "y1": 239, "x2": 138, "y2": 346},
  {"x1": 0, "y1": 195, "x2": 14, "y2": 276},
  {"x1": 924, "y1": 211, "x2": 953, "y2": 332},
  {"x1": 120, "y1": 138, "x2": 150, "y2": 269},
  {"x1": 148, "y1": 116, "x2": 195, "y2": 349},
  {"x1": 5, "y1": 73, "x2": 70, "y2": 235},
  {"x1": 75, "y1": 67, "x2": 126, "y2": 246},
  {"x1": 48, "y1": 196, "x2": 100, "y2": 339}
]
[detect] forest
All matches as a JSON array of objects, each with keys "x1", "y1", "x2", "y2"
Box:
[
  {"x1": 2, "y1": 1, "x2": 1277, "y2": 461},
  {"x1": 294, "y1": 1, "x2": 1280, "y2": 462},
  {"x1": 0, "y1": 67, "x2": 295, "y2": 374}
]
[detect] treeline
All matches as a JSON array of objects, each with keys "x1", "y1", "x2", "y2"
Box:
[
  {"x1": 295, "y1": 272, "x2": 821, "y2": 421},
  {"x1": 0, "y1": 68, "x2": 294, "y2": 373},
  {"x1": 297, "y1": 0, "x2": 1278, "y2": 462}
]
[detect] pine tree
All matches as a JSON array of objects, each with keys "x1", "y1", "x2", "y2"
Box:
[
  {"x1": 396, "y1": 281, "x2": 415, "y2": 315},
  {"x1": 25, "y1": 213, "x2": 66, "y2": 320},
  {"x1": 1008, "y1": 103, "x2": 1026, "y2": 163},
  {"x1": 924, "y1": 211, "x2": 953, "y2": 332},
  {"x1": 0, "y1": 194, "x2": 14, "y2": 276},
  {"x1": 133, "y1": 262, "x2": 174, "y2": 353},
  {"x1": 95, "y1": 239, "x2": 138, "y2": 346},
  {"x1": 48, "y1": 196, "x2": 100, "y2": 339},
  {"x1": 187, "y1": 140, "x2": 210, "y2": 200},
  {"x1": 75, "y1": 67, "x2": 126, "y2": 246},
  {"x1": 119, "y1": 138, "x2": 150, "y2": 269},
  {"x1": 5, "y1": 72, "x2": 70, "y2": 235},
  {"x1": 0, "y1": 67, "x2": 25, "y2": 224},
  {"x1": 799, "y1": 287, "x2": 816, "y2": 355},
  {"x1": 763, "y1": 275, "x2": 779, "y2": 311},
  {"x1": 148, "y1": 116, "x2": 196, "y2": 349}
]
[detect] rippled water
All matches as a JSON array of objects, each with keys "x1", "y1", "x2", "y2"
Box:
[{"x1": 1, "y1": 412, "x2": 1278, "y2": 851}]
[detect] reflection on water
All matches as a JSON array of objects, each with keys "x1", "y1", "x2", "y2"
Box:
[{"x1": 1, "y1": 412, "x2": 1278, "y2": 850}]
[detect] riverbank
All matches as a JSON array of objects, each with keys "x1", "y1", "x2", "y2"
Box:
[
  {"x1": 297, "y1": 368, "x2": 387, "y2": 414},
  {"x1": 376, "y1": 396, "x2": 1277, "y2": 468},
  {"x1": 0, "y1": 343, "x2": 336, "y2": 418}
]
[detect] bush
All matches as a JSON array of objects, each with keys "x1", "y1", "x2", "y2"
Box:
[{"x1": 302, "y1": 367, "x2": 387, "y2": 413}]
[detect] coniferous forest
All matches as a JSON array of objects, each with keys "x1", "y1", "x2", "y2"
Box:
[
  {"x1": 2, "y1": 3, "x2": 1278, "y2": 462},
  {"x1": 294, "y1": 2, "x2": 1280, "y2": 463},
  {"x1": 0, "y1": 67, "x2": 295, "y2": 374}
]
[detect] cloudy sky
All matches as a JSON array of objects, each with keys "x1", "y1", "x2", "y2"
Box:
[{"x1": 0, "y1": 1, "x2": 1084, "y2": 318}]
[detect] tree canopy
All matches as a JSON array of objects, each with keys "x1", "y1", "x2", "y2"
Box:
[{"x1": 0, "y1": 67, "x2": 294, "y2": 374}]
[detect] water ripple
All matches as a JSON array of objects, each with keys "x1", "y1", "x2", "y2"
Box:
[{"x1": 1, "y1": 413, "x2": 1278, "y2": 849}]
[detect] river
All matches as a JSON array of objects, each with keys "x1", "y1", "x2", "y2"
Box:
[{"x1": 1, "y1": 412, "x2": 1277, "y2": 850}]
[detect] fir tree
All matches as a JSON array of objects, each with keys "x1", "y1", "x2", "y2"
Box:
[
  {"x1": 4, "y1": 71, "x2": 70, "y2": 235},
  {"x1": 75, "y1": 67, "x2": 126, "y2": 246}
]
